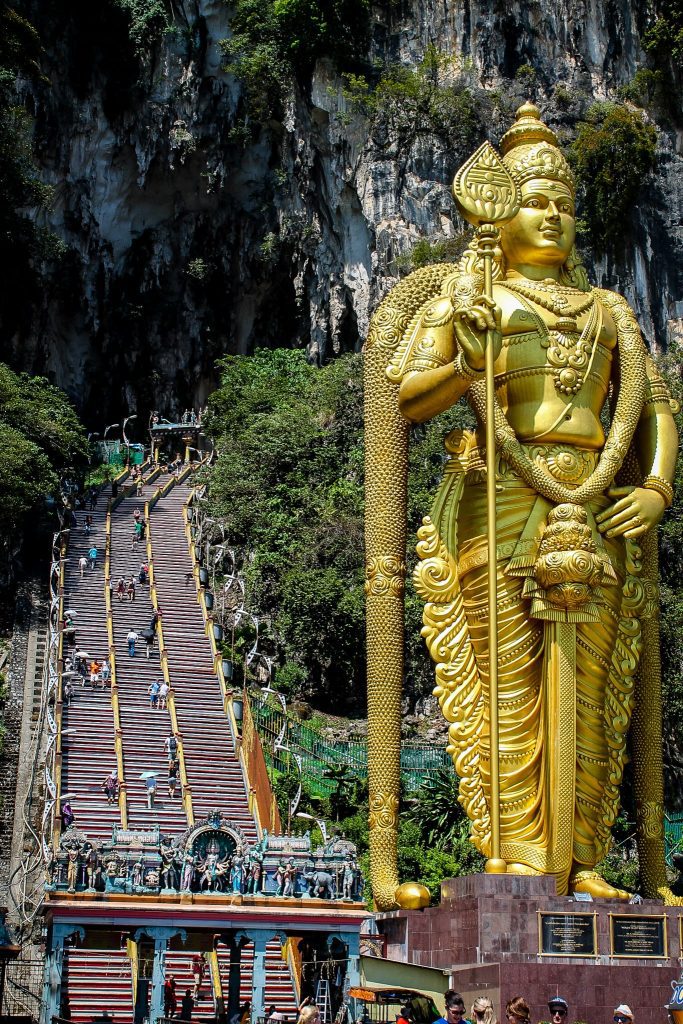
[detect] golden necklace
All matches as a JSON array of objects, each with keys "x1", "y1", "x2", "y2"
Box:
[
  {"x1": 503, "y1": 277, "x2": 595, "y2": 318},
  {"x1": 502, "y1": 280, "x2": 599, "y2": 396}
]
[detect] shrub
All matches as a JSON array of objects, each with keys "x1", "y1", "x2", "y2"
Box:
[
  {"x1": 341, "y1": 47, "x2": 482, "y2": 150},
  {"x1": 221, "y1": 0, "x2": 370, "y2": 125},
  {"x1": 569, "y1": 102, "x2": 657, "y2": 253}
]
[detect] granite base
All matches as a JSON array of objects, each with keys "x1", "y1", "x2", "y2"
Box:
[{"x1": 374, "y1": 874, "x2": 683, "y2": 1024}]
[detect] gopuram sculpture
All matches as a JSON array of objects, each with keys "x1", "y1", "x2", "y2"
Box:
[{"x1": 365, "y1": 103, "x2": 680, "y2": 911}]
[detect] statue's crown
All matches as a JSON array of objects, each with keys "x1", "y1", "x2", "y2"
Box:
[{"x1": 500, "y1": 102, "x2": 575, "y2": 195}]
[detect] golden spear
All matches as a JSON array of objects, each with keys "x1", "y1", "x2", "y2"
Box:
[{"x1": 452, "y1": 142, "x2": 520, "y2": 872}]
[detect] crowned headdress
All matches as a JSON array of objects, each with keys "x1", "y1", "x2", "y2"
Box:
[{"x1": 500, "y1": 101, "x2": 575, "y2": 196}]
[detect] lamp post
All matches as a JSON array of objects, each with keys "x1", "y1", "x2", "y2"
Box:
[
  {"x1": 103, "y1": 423, "x2": 120, "y2": 467},
  {"x1": 122, "y1": 415, "x2": 137, "y2": 466},
  {"x1": 295, "y1": 812, "x2": 328, "y2": 844}
]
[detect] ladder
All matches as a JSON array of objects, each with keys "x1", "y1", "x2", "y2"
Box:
[{"x1": 315, "y1": 980, "x2": 332, "y2": 1024}]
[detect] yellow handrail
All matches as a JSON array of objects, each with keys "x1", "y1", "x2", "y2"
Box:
[
  {"x1": 145, "y1": 497, "x2": 195, "y2": 828},
  {"x1": 284, "y1": 938, "x2": 303, "y2": 1008},
  {"x1": 207, "y1": 949, "x2": 223, "y2": 1009},
  {"x1": 105, "y1": 509, "x2": 128, "y2": 827},
  {"x1": 126, "y1": 937, "x2": 139, "y2": 1007}
]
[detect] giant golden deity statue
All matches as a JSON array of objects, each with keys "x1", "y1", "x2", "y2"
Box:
[{"x1": 364, "y1": 103, "x2": 680, "y2": 912}]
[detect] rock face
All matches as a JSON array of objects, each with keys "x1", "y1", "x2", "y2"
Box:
[{"x1": 4, "y1": 0, "x2": 681, "y2": 421}]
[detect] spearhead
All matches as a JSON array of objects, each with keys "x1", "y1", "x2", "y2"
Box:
[{"x1": 452, "y1": 141, "x2": 521, "y2": 227}]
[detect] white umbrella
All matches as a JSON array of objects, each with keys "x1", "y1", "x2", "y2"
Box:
[{"x1": 139, "y1": 771, "x2": 160, "y2": 780}]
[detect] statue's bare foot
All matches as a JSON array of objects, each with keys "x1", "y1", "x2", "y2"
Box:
[
  {"x1": 569, "y1": 870, "x2": 630, "y2": 900},
  {"x1": 506, "y1": 862, "x2": 543, "y2": 876}
]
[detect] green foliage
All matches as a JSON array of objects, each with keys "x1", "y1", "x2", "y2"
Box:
[
  {"x1": 552, "y1": 84, "x2": 574, "y2": 110},
  {"x1": 205, "y1": 349, "x2": 365, "y2": 710},
  {"x1": 111, "y1": 0, "x2": 170, "y2": 56},
  {"x1": 186, "y1": 257, "x2": 209, "y2": 281},
  {"x1": 341, "y1": 47, "x2": 482, "y2": 150},
  {"x1": 0, "y1": 363, "x2": 89, "y2": 547},
  {"x1": 0, "y1": 365, "x2": 90, "y2": 471},
  {"x1": 205, "y1": 348, "x2": 475, "y2": 713},
  {"x1": 618, "y1": 68, "x2": 667, "y2": 108},
  {"x1": 0, "y1": 6, "x2": 63, "y2": 334},
  {"x1": 653, "y1": 349, "x2": 683, "y2": 805},
  {"x1": 569, "y1": 102, "x2": 657, "y2": 254},
  {"x1": 405, "y1": 765, "x2": 485, "y2": 899},
  {"x1": 514, "y1": 63, "x2": 537, "y2": 96},
  {"x1": 0, "y1": 422, "x2": 55, "y2": 537},
  {"x1": 221, "y1": 0, "x2": 370, "y2": 124},
  {"x1": 392, "y1": 231, "x2": 473, "y2": 276},
  {"x1": 643, "y1": 0, "x2": 683, "y2": 63}
]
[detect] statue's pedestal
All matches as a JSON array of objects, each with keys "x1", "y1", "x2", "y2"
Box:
[{"x1": 375, "y1": 874, "x2": 683, "y2": 1024}]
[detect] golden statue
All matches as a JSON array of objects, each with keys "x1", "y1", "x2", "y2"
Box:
[{"x1": 364, "y1": 103, "x2": 679, "y2": 911}]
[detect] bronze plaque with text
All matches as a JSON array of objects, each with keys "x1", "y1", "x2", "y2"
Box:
[
  {"x1": 539, "y1": 912, "x2": 597, "y2": 957},
  {"x1": 610, "y1": 915, "x2": 667, "y2": 958}
]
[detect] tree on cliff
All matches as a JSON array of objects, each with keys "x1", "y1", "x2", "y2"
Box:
[{"x1": 0, "y1": 362, "x2": 89, "y2": 574}]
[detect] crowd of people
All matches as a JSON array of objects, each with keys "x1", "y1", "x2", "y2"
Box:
[{"x1": 426, "y1": 991, "x2": 636, "y2": 1024}]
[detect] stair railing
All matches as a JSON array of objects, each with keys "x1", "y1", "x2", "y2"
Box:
[
  {"x1": 126, "y1": 936, "x2": 139, "y2": 1009},
  {"x1": 51, "y1": 534, "x2": 67, "y2": 851},
  {"x1": 284, "y1": 937, "x2": 303, "y2": 1009},
  {"x1": 144, "y1": 497, "x2": 195, "y2": 828},
  {"x1": 104, "y1": 507, "x2": 129, "y2": 828},
  {"x1": 207, "y1": 949, "x2": 223, "y2": 1016}
]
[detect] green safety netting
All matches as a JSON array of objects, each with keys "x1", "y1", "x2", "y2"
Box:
[
  {"x1": 665, "y1": 812, "x2": 683, "y2": 865},
  {"x1": 251, "y1": 696, "x2": 451, "y2": 797}
]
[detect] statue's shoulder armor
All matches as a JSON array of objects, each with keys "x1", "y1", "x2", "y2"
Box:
[{"x1": 378, "y1": 268, "x2": 487, "y2": 383}]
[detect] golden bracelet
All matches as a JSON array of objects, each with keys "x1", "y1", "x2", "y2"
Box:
[
  {"x1": 454, "y1": 351, "x2": 485, "y2": 381},
  {"x1": 643, "y1": 475, "x2": 674, "y2": 508}
]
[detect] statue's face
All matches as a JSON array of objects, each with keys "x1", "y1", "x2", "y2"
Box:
[{"x1": 500, "y1": 177, "x2": 575, "y2": 269}]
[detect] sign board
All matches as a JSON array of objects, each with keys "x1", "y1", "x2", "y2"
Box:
[
  {"x1": 610, "y1": 915, "x2": 667, "y2": 958},
  {"x1": 538, "y1": 912, "x2": 597, "y2": 957}
]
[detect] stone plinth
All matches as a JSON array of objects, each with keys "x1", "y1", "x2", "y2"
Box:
[{"x1": 375, "y1": 874, "x2": 683, "y2": 1024}]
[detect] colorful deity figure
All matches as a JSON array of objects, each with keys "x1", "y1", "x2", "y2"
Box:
[
  {"x1": 365, "y1": 102, "x2": 680, "y2": 910},
  {"x1": 282, "y1": 859, "x2": 297, "y2": 897},
  {"x1": 230, "y1": 848, "x2": 245, "y2": 894},
  {"x1": 181, "y1": 850, "x2": 197, "y2": 892}
]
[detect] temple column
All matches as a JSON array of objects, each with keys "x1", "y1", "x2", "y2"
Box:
[
  {"x1": 135, "y1": 926, "x2": 186, "y2": 1024},
  {"x1": 251, "y1": 930, "x2": 278, "y2": 1021}
]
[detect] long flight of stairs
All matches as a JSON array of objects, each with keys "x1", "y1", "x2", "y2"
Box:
[
  {"x1": 149, "y1": 483, "x2": 256, "y2": 839},
  {"x1": 58, "y1": 469, "x2": 298, "y2": 1018},
  {"x1": 61, "y1": 491, "x2": 120, "y2": 840},
  {"x1": 110, "y1": 475, "x2": 189, "y2": 833}
]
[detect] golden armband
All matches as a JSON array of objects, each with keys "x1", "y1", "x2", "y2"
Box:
[
  {"x1": 454, "y1": 350, "x2": 485, "y2": 382},
  {"x1": 643, "y1": 475, "x2": 674, "y2": 509}
]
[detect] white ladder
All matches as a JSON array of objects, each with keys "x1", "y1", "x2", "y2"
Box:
[{"x1": 315, "y1": 979, "x2": 332, "y2": 1024}]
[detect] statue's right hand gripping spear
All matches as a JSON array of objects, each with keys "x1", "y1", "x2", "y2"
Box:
[{"x1": 452, "y1": 143, "x2": 520, "y2": 872}]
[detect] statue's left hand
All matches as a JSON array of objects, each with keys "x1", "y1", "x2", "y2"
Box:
[{"x1": 596, "y1": 486, "x2": 666, "y2": 538}]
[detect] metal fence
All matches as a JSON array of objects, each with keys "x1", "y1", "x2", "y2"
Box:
[
  {"x1": 4, "y1": 956, "x2": 43, "y2": 1020},
  {"x1": 251, "y1": 695, "x2": 451, "y2": 796}
]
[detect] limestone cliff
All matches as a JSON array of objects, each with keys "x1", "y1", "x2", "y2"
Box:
[{"x1": 2, "y1": 0, "x2": 681, "y2": 421}]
